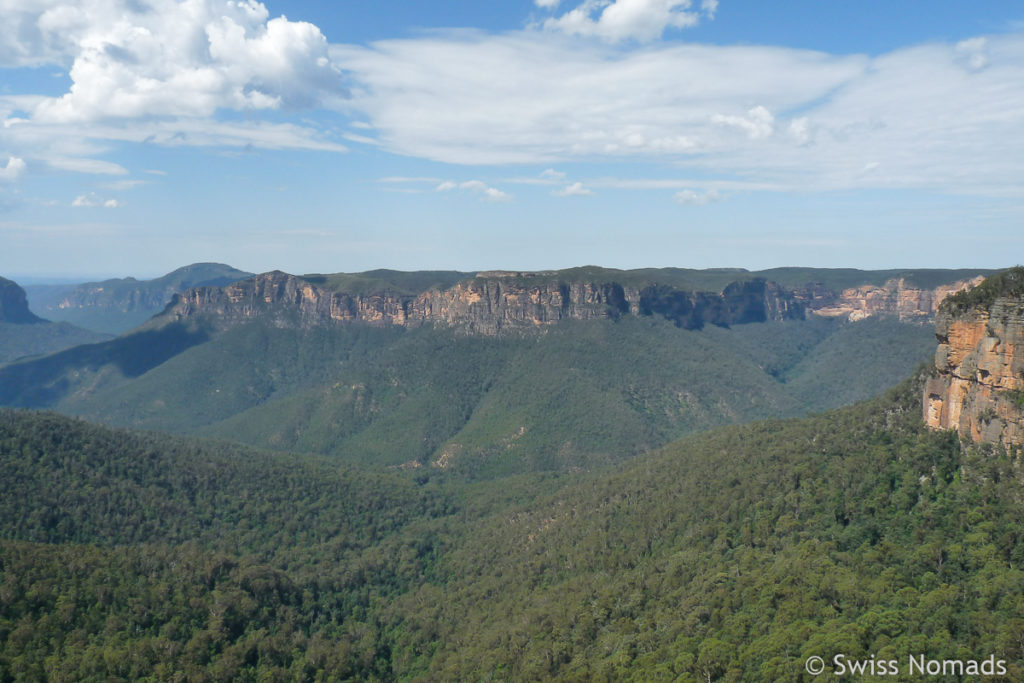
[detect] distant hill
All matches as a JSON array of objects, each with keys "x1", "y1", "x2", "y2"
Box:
[
  {"x1": 0, "y1": 276, "x2": 111, "y2": 364},
  {"x1": 23, "y1": 262, "x2": 254, "y2": 334},
  {"x1": 0, "y1": 265, "x2": 966, "y2": 475},
  {"x1": 0, "y1": 276, "x2": 43, "y2": 324}
]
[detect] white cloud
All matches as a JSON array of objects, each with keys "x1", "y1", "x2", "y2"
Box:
[
  {"x1": 535, "y1": 0, "x2": 561, "y2": 7},
  {"x1": 542, "y1": 0, "x2": 715, "y2": 43},
  {"x1": 332, "y1": 31, "x2": 1024, "y2": 196},
  {"x1": 540, "y1": 168, "x2": 566, "y2": 180},
  {"x1": 553, "y1": 181, "x2": 593, "y2": 196},
  {"x1": 71, "y1": 191, "x2": 118, "y2": 207},
  {"x1": 0, "y1": 156, "x2": 26, "y2": 181},
  {"x1": 711, "y1": 105, "x2": 775, "y2": 140},
  {"x1": 673, "y1": 188, "x2": 722, "y2": 205},
  {"x1": 1, "y1": 0, "x2": 344, "y2": 122},
  {"x1": 331, "y1": 34, "x2": 866, "y2": 165},
  {"x1": 955, "y1": 37, "x2": 989, "y2": 71},
  {"x1": 0, "y1": 109, "x2": 345, "y2": 176},
  {"x1": 787, "y1": 117, "x2": 810, "y2": 146},
  {"x1": 437, "y1": 179, "x2": 511, "y2": 202},
  {"x1": 0, "y1": 0, "x2": 347, "y2": 173}
]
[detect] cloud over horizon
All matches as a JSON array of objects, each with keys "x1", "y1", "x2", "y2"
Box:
[
  {"x1": 0, "y1": 0, "x2": 347, "y2": 176},
  {"x1": 0, "y1": 0, "x2": 1022, "y2": 203},
  {"x1": 540, "y1": 0, "x2": 719, "y2": 43},
  {"x1": 333, "y1": 30, "x2": 1024, "y2": 196}
]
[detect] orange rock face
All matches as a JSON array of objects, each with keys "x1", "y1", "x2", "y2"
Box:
[
  {"x1": 157, "y1": 270, "x2": 805, "y2": 336},
  {"x1": 809, "y1": 277, "x2": 984, "y2": 322},
  {"x1": 924, "y1": 298, "x2": 1024, "y2": 446}
]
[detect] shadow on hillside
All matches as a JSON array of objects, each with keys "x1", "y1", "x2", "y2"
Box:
[{"x1": 0, "y1": 323, "x2": 211, "y2": 408}]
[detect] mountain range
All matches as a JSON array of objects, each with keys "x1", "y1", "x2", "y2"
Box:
[
  {"x1": 0, "y1": 264, "x2": 991, "y2": 476},
  {"x1": 1, "y1": 264, "x2": 1023, "y2": 679},
  {"x1": 23, "y1": 263, "x2": 254, "y2": 334}
]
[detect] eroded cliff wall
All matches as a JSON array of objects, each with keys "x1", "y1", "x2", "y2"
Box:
[
  {"x1": 158, "y1": 271, "x2": 804, "y2": 335},
  {"x1": 924, "y1": 271, "x2": 1024, "y2": 446},
  {"x1": 806, "y1": 276, "x2": 985, "y2": 322}
]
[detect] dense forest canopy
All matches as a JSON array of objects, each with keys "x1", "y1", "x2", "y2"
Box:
[{"x1": 2, "y1": 370, "x2": 1023, "y2": 680}]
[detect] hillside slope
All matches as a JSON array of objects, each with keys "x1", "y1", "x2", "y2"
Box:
[
  {"x1": 0, "y1": 276, "x2": 110, "y2": 364},
  {"x1": 0, "y1": 310, "x2": 936, "y2": 474},
  {"x1": 1, "y1": 373, "x2": 1022, "y2": 679}
]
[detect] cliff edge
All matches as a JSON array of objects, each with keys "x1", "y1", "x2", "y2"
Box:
[
  {"x1": 0, "y1": 277, "x2": 43, "y2": 324},
  {"x1": 156, "y1": 270, "x2": 806, "y2": 335},
  {"x1": 924, "y1": 267, "x2": 1024, "y2": 446}
]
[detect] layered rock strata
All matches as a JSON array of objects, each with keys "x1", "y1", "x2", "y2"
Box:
[
  {"x1": 159, "y1": 271, "x2": 804, "y2": 335},
  {"x1": 805, "y1": 277, "x2": 985, "y2": 322},
  {"x1": 924, "y1": 292, "x2": 1024, "y2": 446}
]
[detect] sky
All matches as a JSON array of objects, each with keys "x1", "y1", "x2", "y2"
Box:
[{"x1": 1, "y1": 0, "x2": 1023, "y2": 280}]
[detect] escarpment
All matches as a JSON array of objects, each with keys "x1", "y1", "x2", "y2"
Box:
[
  {"x1": 155, "y1": 267, "x2": 992, "y2": 340},
  {"x1": 803, "y1": 276, "x2": 985, "y2": 322},
  {"x1": 924, "y1": 267, "x2": 1024, "y2": 446},
  {"x1": 157, "y1": 270, "x2": 807, "y2": 335}
]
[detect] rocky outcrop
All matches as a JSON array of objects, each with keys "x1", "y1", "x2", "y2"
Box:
[
  {"x1": 0, "y1": 277, "x2": 43, "y2": 324},
  {"x1": 805, "y1": 277, "x2": 985, "y2": 322},
  {"x1": 158, "y1": 271, "x2": 804, "y2": 335},
  {"x1": 924, "y1": 271, "x2": 1024, "y2": 446}
]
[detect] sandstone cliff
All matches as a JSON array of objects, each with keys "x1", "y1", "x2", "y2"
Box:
[
  {"x1": 157, "y1": 270, "x2": 805, "y2": 335},
  {"x1": 924, "y1": 268, "x2": 1024, "y2": 447},
  {"x1": 804, "y1": 276, "x2": 985, "y2": 322}
]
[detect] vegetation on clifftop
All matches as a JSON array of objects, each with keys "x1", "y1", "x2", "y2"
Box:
[{"x1": 941, "y1": 266, "x2": 1024, "y2": 316}]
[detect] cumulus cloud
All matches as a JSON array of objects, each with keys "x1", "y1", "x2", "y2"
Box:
[
  {"x1": 540, "y1": 168, "x2": 566, "y2": 180},
  {"x1": 0, "y1": 0, "x2": 347, "y2": 173},
  {"x1": 437, "y1": 179, "x2": 511, "y2": 202},
  {"x1": 4, "y1": 0, "x2": 345, "y2": 123},
  {"x1": 541, "y1": 0, "x2": 716, "y2": 42},
  {"x1": 553, "y1": 181, "x2": 593, "y2": 196},
  {"x1": 0, "y1": 156, "x2": 26, "y2": 181}
]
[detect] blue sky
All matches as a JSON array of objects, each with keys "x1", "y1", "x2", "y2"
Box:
[{"x1": 1, "y1": 0, "x2": 1022, "y2": 279}]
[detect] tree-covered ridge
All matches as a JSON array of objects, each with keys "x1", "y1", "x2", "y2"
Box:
[
  {"x1": 2, "y1": 374, "x2": 1024, "y2": 680},
  {"x1": 0, "y1": 409, "x2": 451, "y2": 550},
  {"x1": 0, "y1": 316, "x2": 937, "y2": 477},
  {"x1": 301, "y1": 269, "x2": 473, "y2": 296},
  {"x1": 941, "y1": 266, "x2": 1024, "y2": 316},
  {"x1": 388, "y1": 375, "x2": 1024, "y2": 680},
  {"x1": 435, "y1": 265, "x2": 995, "y2": 294}
]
